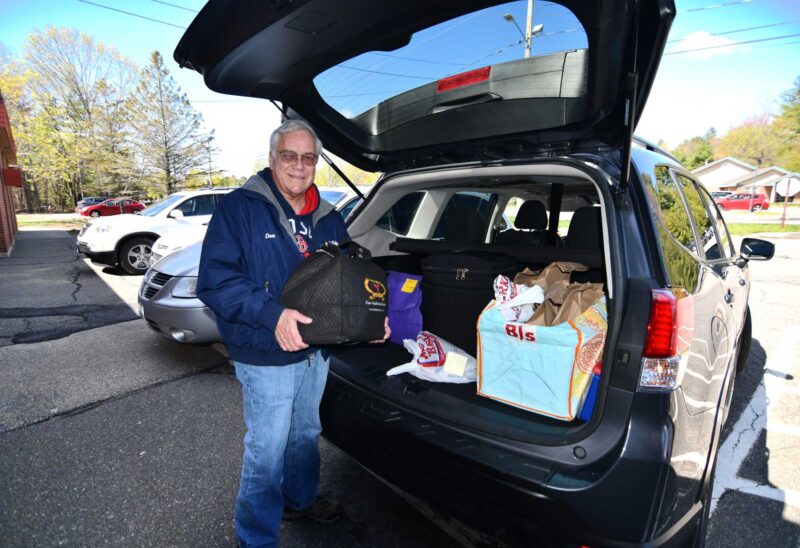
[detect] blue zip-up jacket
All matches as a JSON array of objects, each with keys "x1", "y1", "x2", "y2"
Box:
[{"x1": 197, "y1": 170, "x2": 349, "y2": 366}]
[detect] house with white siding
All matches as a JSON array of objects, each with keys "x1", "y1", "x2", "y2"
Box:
[{"x1": 692, "y1": 157, "x2": 756, "y2": 192}]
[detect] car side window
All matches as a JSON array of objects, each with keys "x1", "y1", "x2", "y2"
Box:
[
  {"x1": 375, "y1": 192, "x2": 424, "y2": 235},
  {"x1": 177, "y1": 195, "x2": 217, "y2": 216},
  {"x1": 696, "y1": 182, "x2": 734, "y2": 260},
  {"x1": 431, "y1": 192, "x2": 494, "y2": 240},
  {"x1": 653, "y1": 168, "x2": 698, "y2": 252},
  {"x1": 642, "y1": 166, "x2": 701, "y2": 292},
  {"x1": 338, "y1": 197, "x2": 361, "y2": 221},
  {"x1": 674, "y1": 174, "x2": 723, "y2": 260}
]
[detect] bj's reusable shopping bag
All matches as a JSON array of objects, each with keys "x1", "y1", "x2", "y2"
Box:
[
  {"x1": 477, "y1": 293, "x2": 607, "y2": 421},
  {"x1": 280, "y1": 241, "x2": 387, "y2": 345}
]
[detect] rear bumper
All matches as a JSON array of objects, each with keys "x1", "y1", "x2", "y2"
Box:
[{"x1": 320, "y1": 368, "x2": 701, "y2": 547}]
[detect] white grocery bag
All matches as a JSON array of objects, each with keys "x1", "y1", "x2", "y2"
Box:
[{"x1": 386, "y1": 331, "x2": 477, "y2": 384}]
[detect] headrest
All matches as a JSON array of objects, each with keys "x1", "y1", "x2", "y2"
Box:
[
  {"x1": 444, "y1": 208, "x2": 484, "y2": 243},
  {"x1": 566, "y1": 207, "x2": 602, "y2": 250},
  {"x1": 514, "y1": 200, "x2": 548, "y2": 230}
]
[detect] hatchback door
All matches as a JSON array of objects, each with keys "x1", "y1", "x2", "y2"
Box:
[{"x1": 175, "y1": 0, "x2": 674, "y2": 171}]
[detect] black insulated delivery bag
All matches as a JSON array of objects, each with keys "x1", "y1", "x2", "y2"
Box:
[{"x1": 280, "y1": 242, "x2": 387, "y2": 345}]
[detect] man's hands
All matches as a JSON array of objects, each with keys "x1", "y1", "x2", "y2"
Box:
[
  {"x1": 369, "y1": 317, "x2": 391, "y2": 344},
  {"x1": 275, "y1": 309, "x2": 312, "y2": 352}
]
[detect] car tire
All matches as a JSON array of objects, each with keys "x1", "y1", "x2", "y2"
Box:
[
  {"x1": 751, "y1": 204, "x2": 762, "y2": 212},
  {"x1": 736, "y1": 306, "x2": 752, "y2": 374},
  {"x1": 132, "y1": 209, "x2": 142, "y2": 214},
  {"x1": 119, "y1": 237, "x2": 155, "y2": 275},
  {"x1": 90, "y1": 211, "x2": 101, "y2": 218}
]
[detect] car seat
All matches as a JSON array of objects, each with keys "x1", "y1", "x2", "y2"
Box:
[{"x1": 495, "y1": 200, "x2": 555, "y2": 247}]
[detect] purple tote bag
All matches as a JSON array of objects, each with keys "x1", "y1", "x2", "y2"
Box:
[{"x1": 386, "y1": 271, "x2": 423, "y2": 345}]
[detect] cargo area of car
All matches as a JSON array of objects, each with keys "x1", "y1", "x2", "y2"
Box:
[{"x1": 328, "y1": 163, "x2": 615, "y2": 444}]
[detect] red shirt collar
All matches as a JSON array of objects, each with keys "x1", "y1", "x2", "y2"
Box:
[{"x1": 298, "y1": 184, "x2": 319, "y2": 216}]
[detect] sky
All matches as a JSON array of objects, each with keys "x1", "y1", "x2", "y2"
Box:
[{"x1": 0, "y1": 0, "x2": 798, "y2": 177}]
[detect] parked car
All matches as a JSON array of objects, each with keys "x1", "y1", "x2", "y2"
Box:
[
  {"x1": 715, "y1": 192, "x2": 770, "y2": 211},
  {"x1": 74, "y1": 196, "x2": 109, "y2": 213},
  {"x1": 76, "y1": 187, "x2": 234, "y2": 274},
  {"x1": 139, "y1": 185, "x2": 375, "y2": 337},
  {"x1": 78, "y1": 197, "x2": 145, "y2": 218},
  {"x1": 174, "y1": 2, "x2": 776, "y2": 546}
]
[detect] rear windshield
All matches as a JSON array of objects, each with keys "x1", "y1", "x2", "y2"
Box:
[{"x1": 313, "y1": 0, "x2": 588, "y2": 129}]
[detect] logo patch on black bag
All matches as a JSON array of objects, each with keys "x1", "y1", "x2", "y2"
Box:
[{"x1": 365, "y1": 278, "x2": 387, "y2": 301}]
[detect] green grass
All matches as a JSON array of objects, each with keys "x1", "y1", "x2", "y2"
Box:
[
  {"x1": 17, "y1": 218, "x2": 86, "y2": 229},
  {"x1": 726, "y1": 223, "x2": 800, "y2": 235}
]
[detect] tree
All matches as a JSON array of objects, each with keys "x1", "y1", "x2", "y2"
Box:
[
  {"x1": 317, "y1": 161, "x2": 380, "y2": 187},
  {"x1": 672, "y1": 132, "x2": 715, "y2": 170},
  {"x1": 129, "y1": 51, "x2": 209, "y2": 195},
  {"x1": 715, "y1": 115, "x2": 782, "y2": 169},
  {"x1": 774, "y1": 76, "x2": 800, "y2": 171},
  {"x1": 22, "y1": 27, "x2": 138, "y2": 205}
]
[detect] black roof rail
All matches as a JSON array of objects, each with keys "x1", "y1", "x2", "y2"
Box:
[{"x1": 632, "y1": 135, "x2": 681, "y2": 164}]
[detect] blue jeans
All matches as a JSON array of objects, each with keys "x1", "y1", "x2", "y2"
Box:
[{"x1": 233, "y1": 352, "x2": 329, "y2": 548}]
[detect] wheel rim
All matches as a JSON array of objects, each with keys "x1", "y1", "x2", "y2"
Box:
[
  {"x1": 127, "y1": 244, "x2": 152, "y2": 270},
  {"x1": 91, "y1": 211, "x2": 100, "y2": 217}
]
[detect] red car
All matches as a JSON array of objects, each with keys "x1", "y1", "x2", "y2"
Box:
[
  {"x1": 715, "y1": 192, "x2": 770, "y2": 212},
  {"x1": 80, "y1": 198, "x2": 145, "y2": 218}
]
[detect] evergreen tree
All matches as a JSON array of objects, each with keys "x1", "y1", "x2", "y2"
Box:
[{"x1": 129, "y1": 51, "x2": 209, "y2": 195}]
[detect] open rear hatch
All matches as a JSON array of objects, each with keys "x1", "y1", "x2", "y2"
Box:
[{"x1": 175, "y1": 0, "x2": 674, "y2": 172}]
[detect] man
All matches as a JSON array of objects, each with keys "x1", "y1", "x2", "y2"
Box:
[{"x1": 197, "y1": 120, "x2": 388, "y2": 547}]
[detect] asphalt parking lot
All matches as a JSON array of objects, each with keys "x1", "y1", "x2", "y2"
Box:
[
  {"x1": 1, "y1": 226, "x2": 799, "y2": 547},
  {"x1": 0, "y1": 229, "x2": 460, "y2": 547}
]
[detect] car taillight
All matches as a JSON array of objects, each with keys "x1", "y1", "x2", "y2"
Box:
[
  {"x1": 639, "y1": 288, "x2": 694, "y2": 391},
  {"x1": 436, "y1": 66, "x2": 491, "y2": 93}
]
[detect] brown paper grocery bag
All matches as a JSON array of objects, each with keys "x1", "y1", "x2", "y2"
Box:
[
  {"x1": 514, "y1": 262, "x2": 588, "y2": 293},
  {"x1": 552, "y1": 282, "x2": 605, "y2": 325}
]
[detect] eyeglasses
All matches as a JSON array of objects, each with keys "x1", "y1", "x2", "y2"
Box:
[{"x1": 277, "y1": 150, "x2": 318, "y2": 167}]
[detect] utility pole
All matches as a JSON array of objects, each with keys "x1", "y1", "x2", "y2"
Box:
[
  {"x1": 504, "y1": 1, "x2": 542, "y2": 59},
  {"x1": 524, "y1": 0, "x2": 534, "y2": 58}
]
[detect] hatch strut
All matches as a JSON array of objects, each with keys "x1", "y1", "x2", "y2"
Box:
[
  {"x1": 619, "y1": 0, "x2": 640, "y2": 196},
  {"x1": 269, "y1": 100, "x2": 365, "y2": 200}
]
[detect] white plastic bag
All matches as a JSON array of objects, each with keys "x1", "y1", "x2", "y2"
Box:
[
  {"x1": 493, "y1": 275, "x2": 545, "y2": 323},
  {"x1": 386, "y1": 331, "x2": 477, "y2": 383}
]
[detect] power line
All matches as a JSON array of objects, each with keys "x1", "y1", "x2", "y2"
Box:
[
  {"x1": 150, "y1": 0, "x2": 198, "y2": 13},
  {"x1": 337, "y1": 64, "x2": 436, "y2": 81},
  {"x1": 678, "y1": 0, "x2": 756, "y2": 14},
  {"x1": 665, "y1": 32, "x2": 800, "y2": 55},
  {"x1": 77, "y1": 0, "x2": 185, "y2": 29},
  {"x1": 668, "y1": 20, "x2": 800, "y2": 43}
]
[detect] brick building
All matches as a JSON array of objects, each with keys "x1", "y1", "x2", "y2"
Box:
[{"x1": 0, "y1": 91, "x2": 20, "y2": 255}]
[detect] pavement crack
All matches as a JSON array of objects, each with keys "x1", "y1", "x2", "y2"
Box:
[
  {"x1": 0, "y1": 359, "x2": 231, "y2": 434},
  {"x1": 731, "y1": 397, "x2": 764, "y2": 454},
  {"x1": 68, "y1": 265, "x2": 83, "y2": 303}
]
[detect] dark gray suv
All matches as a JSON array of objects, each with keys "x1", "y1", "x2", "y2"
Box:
[{"x1": 175, "y1": 1, "x2": 774, "y2": 545}]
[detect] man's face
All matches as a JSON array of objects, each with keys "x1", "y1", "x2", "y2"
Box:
[{"x1": 269, "y1": 130, "x2": 317, "y2": 202}]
